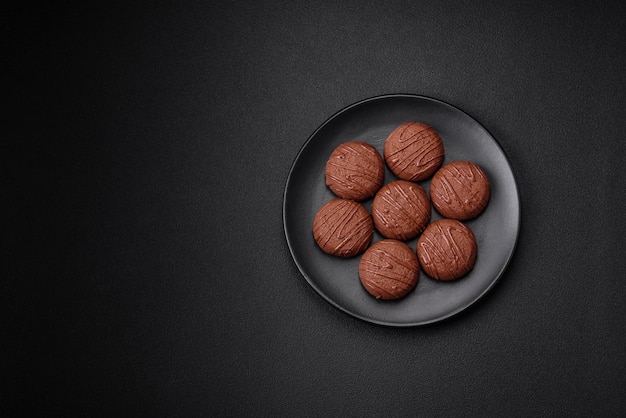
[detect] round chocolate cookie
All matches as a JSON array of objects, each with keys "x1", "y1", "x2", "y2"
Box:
[
  {"x1": 416, "y1": 219, "x2": 477, "y2": 281},
  {"x1": 325, "y1": 141, "x2": 385, "y2": 201},
  {"x1": 383, "y1": 122, "x2": 445, "y2": 181},
  {"x1": 429, "y1": 160, "x2": 491, "y2": 220},
  {"x1": 359, "y1": 239, "x2": 420, "y2": 300},
  {"x1": 312, "y1": 198, "x2": 373, "y2": 257},
  {"x1": 371, "y1": 180, "x2": 431, "y2": 241}
]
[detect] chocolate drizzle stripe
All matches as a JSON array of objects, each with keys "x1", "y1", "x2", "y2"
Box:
[
  {"x1": 326, "y1": 167, "x2": 382, "y2": 193},
  {"x1": 326, "y1": 161, "x2": 382, "y2": 182},
  {"x1": 313, "y1": 200, "x2": 354, "y2": 243},
  {"x1": 360, "y1": 266, "x2": 416, "y2": 287},
  {"x1": 361, "y1": 251, "x2": 417, "y2": 285},
  {"x1": 361, "y1": 278, "x2": 411, "y2": 299},
  {"x1": 389, "y1": 135, "x2": 443, "y2": 169},
  {"x1": 327, "y1": 145, "x2": 383, "y2": 181},
  {"x1": 398, "y1": 123, "x2": 431, "y2": 143},
  {"x1": 326, "y1": 171, "x2": 373, "y2": 195},
  {"x1": 432, "y1": 176, "x2": 455, "y2": 204},
  {"x1": 314, "y1": 202, "x2": 360, "y2": 249},
  {"x1": 331, "y1": 204, "x2": 365, "y2": 250},
  {"x1": 335, "y1": 213, "x2": 371, "y2": 253},
  {"x1": 344, "y1": 144, "x2": 383, "y2": 177},
  {"x1": 361, "y1": 280, "x2": 396, "y2": 299}
]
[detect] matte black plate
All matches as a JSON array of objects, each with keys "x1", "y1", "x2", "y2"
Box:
[{"x1": 283, "y1": 94, "x2": 520, "y2": 326}]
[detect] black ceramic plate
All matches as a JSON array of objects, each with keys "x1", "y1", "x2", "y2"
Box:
[{"x1": 283, "y1": 94, "x2": 520, "y2": 326}]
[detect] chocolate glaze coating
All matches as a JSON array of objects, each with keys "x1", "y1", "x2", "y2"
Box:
[
  {"x1": 430, "y1": 161, "x2": 491, "y2": 220},
  {"x1": 371, "y1": 180, "x2": 431, "y2": 241},
  {"x1": 359, "y1": 239, "x2": 419, "y2": 300},
  {"x1": 312, "y1": 198, "x2": 373, "y2": 257},
  {"x1": 416, "y1": 219, "x2": 477, "y2": 281},
  {"x1": 325, "y1": 141, "x2": 385, "y2": 201},
  {"x1": 384, "y1": 122, "x2": 445, "y2": 181}
]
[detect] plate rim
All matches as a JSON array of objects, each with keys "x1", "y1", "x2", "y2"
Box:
[{"x1": 283, "y1": 93, "x2": 521, "y2": 327}]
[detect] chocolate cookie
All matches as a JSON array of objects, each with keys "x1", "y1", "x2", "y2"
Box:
[
  {"x1": 416, "y1": 219, "x2": 477, "y2": 281},
  {"x1": 359, "y1": 239, "x2": 420, "y2": 300},
  {"x1": 312, "y1": 198, "x2": 373, "y2": 257},
  {"x1": 371, "y1": 180, "x2": 431, "y2": 241},
  {"x1": 429, "y1": 161, "x2": 491, "y2": 220},
  {"x1": 383, "y1": 122, "x2": 445, "y2": 181},
  {"x1": 325, "y1": 141, "x2": 385, "y2": 201}
]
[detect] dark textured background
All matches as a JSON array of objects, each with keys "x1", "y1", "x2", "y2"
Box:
[{"x1": 5, "y1": 1, "x2": 626, "y2": 416}]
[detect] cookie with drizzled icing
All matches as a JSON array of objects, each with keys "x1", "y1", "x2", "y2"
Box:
[
  {"x1": 325, "y1": 141, "x2": 385, "y2": 201},
  {"x1": 371, "y1": 180, "x2": 431, "y2": 241},
  {"x1": 359, "y1": 239, "x2": 419, "y2": 300},
  {"x1": 416, "y1": 219, "x2": 477, "y2": 281},
  {"x1": 312, "y1": 198, "x2": 373, "y2": 257},
  {"x1": 383, "y1": 121, "x2": 445, "y2": 182},
  {"x1": 429, "y1": 160, "x2": 490, "y2": 220}
]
